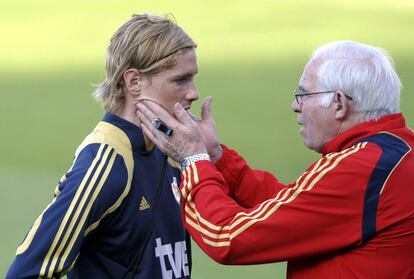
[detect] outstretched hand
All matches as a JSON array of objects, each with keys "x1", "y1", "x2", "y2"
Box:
[
  {"x1": 188, "y1": 97, "x2": 223, "y2": 163},
  {"x1": 136, "y1": 100, "x2": 208, "y2": 163}
]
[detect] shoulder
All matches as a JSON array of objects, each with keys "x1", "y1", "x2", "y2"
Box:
[
  {"x1": 76, "y1": 121, "x2": 134, "y2": 168},
  {"x1": 305, "y1": 142, "x2": 380, "y2": 185},
  {"x1": 59, "y1": 143, "x2": 129, "y2": 200},
  {"x1": 54, "y1": 129, "x2": 134, "y2": 234},
  {"x1": 59, "y1": 122, "x2": 135, "y2": 201},
  {"x1": 358, "y1": 132, "x2": 411, "y2": 157},
  {"x1": 313, "y1": 133, "x2": 411, "y2": 183}
]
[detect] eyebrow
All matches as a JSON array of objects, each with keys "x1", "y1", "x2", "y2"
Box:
[
  {"x1": 171, "y1": 71, "x2": 197, "y2": 80},
  {"x1": 297, "y1": 85, "x2": 307, "y2": 92}
]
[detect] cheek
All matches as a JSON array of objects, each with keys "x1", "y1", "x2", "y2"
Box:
[
  {"x1": 303, "y1": 110, "x2": 322, "y2": 140},
  {"x1": 140, "y1": 86, "x2": 162, "y2": 101},
  {"x1": 161, "y1": 91, "x2": 185, "y2": 116},
  {"x1": 162, "y1": 92, "x2": 180, "y2": 107},
  {"x1": 142, "y1": 84, "x2": 173, "y2": 102}
]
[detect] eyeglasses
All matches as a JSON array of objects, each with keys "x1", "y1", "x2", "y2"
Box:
[{"x1": 293, "y1": 89, "x2": 353, "y2": 105}]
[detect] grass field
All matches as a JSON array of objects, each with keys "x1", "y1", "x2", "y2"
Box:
[{"x1": 1, "y1": 1, "x2": 413, "y2": 278}]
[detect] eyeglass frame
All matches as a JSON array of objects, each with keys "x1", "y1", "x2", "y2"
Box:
[{"x1": 293, "y1": 89, "x2": 353, "y2": 105}]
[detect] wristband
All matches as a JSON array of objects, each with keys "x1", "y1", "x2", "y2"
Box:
[{"x1": 180, "y1": 153, "x2": 210, "y2": 171}]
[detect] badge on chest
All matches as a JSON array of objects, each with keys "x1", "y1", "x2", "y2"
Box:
[{"x1": 171, "y1": 177, "x2": 181, "y2": 204}]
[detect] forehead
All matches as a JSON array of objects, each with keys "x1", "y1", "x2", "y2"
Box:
[
  {"x1": 299, "y1": 58, "x2": 322, "y2": 90},
  {"x1": 165, "y1": 48, "x2": 198, "y2": 76}
]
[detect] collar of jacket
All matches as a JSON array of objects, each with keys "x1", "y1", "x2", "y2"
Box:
[
  {"x1": 322, "y1": 113, "x2": 406, "y2": 155},
  {"x1": 102, "y1": 112, "x2": 155, "y2": 155}
]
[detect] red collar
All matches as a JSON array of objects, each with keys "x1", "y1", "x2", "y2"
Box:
[{"x1": 322, "y1": 113, "x2": 406, "y2": 155}]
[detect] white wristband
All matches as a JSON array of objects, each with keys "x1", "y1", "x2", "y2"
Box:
[{"x1": 180, "y1": 153, "x2": 211, "y2": 171}]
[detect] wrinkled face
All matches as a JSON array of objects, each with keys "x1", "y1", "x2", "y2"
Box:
[
  {"x1": 291, "y1": 59, "x2": 340, "y2": 153},
  {"x1": 140, "y1": 48, "x2": 199, "y2": 117}
]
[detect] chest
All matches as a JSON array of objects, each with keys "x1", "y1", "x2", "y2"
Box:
[{"x1": 100, "y1": 153, "x2": 185, "y2": 246}]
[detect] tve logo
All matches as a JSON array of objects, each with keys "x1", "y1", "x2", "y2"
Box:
[{"x1": 155, "y1": 237, "x2": 189, "y2": 278}]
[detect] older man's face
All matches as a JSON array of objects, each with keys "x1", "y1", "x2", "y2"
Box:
[{"x1": 291, "y1": 60, "x2": 341, "y2": 153}]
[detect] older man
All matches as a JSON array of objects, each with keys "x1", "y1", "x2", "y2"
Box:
[
  {"x1": 137, "y1": 41, "x2": 414, "y2": 278},
  {"x1": 7, "y1": 14, "x2": 198, "y2": 278}
]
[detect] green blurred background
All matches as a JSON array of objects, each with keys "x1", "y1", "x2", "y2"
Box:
[{"x1": 1, "y1": 0, "x2": 413, "y2": 278}]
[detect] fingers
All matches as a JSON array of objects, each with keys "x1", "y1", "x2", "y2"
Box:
[
  {"x1": 187, "y1": 111, "x2": 201, "y2": 122},
  {"x1": 174, "y1": 103, "x2": 196, "y2": 125},
  {"x1": 139, "y1": 100, "x2": 178, "y2": 128},
  {"x1": 136, "y1": 102, "x2": 158, "y2": 130},
  {"x1": 136, "y1": 96, "x2": 160, "y2": 104},
  {"x1": 136, "y1": 106, "x2": 160, "y2": 140},
  {"x1": 138, "y1": 112, "x2": 159, "y2": 143},
  {"x1": 138, "y1": 110, "x2": 179, "y2": 159},
  {"x1": 201, "y1": 96, "x2": 213, "y2": 121},
  {"x1": 136, "y1": 102, "x2": 170, "y2": 141}
]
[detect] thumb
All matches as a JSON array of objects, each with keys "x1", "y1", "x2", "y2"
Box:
[{"x1": 201, "y1": 96, "x2": 213, "y2": 121}]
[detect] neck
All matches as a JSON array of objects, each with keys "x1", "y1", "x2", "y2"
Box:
[
  {"x1": 114, "y1": 102, "x2": 141, "y2": 128},
  {"x1": 338, "y1": 112, "x2": 362, "y2": 135},
  {"x1": 113, "y1": 102, "x2": 156, "y2": 151}
]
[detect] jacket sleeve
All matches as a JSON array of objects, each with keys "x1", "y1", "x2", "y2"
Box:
[
  {"x1": 180, "y1": 142, "x2": 379, "y2": 264},
  {"x1": 6, "y1": 143, "x2": 130, "y2": 279},
  {"x1": 214, "y1": 145, "x2": 287, "y2": 208}
]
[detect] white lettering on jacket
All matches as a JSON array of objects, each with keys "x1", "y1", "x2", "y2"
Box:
[{"x1": 155, "y1": 237, "x2": 189, "y2": 278}]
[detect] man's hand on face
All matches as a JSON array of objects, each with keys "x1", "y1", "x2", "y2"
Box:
[
  {"x1": 136, "y1": 99, "x2": 208, "y2": 163},
  {"x1": 189, "y1": 97, "x2": 223, "y2": 163}
]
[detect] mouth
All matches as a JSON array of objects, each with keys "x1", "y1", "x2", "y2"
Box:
[{"x1": 297, "y1": 120, "x2": 306, "y2": 134}]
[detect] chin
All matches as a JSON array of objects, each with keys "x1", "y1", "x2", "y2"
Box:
[
  {"x1": 303, "y1": 141, "x2": 313, "y2": 150},
  {"x1": 306, "y1": 142, "x2": 323, "y2": 153},
  {"x1": 303, "y1": 139, "x2": 316, "y2": 152}
]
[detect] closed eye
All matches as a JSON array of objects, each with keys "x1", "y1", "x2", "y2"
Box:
[{"x1": 173, "y1": 75, "x2": 193, "y2": 85}]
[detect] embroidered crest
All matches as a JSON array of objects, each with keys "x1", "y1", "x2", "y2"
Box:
[{"x1": 171, "y1": 177, "x2": 181, "y2": 204}]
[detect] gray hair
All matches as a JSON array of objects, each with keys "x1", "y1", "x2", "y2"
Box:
[{"x1": 311, "y1": 41, "x2": 401, "y2": 122}]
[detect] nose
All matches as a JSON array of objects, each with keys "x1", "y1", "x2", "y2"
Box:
[
  {"x1": 291, "y1": 99, "x2": 301, "y2": 113},
  {"x1": 187, "y1": 82, "x2": 199, "y2": 102}
]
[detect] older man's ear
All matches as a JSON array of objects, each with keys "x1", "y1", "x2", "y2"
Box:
[{"x1": 334, "y1": 91, "x2": 352, "y2": 120}]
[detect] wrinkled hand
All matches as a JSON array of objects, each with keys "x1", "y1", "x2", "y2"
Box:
[
  {"x1": 136, "y1": 100, "x2": 207, "y2": 163},
  {"x1": 189, "y1": 97, "x2": 223, "y2": 163}
]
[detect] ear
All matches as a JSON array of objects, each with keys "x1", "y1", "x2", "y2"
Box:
[
  {"x1": 333, "y1": 90, "x2": 351, "y2": 120},
  {"x1": 123, "y1": 68, "x2": 142, "y2": 96}
]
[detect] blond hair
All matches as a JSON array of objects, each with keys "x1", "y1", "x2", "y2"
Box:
[{"x1": 94, "y1": 14, "x2": 196, "y2": 113}]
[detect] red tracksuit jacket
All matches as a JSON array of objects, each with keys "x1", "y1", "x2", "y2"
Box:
[{"x1": 180, "y1": 113, "x2": 414, "y2": 278}]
